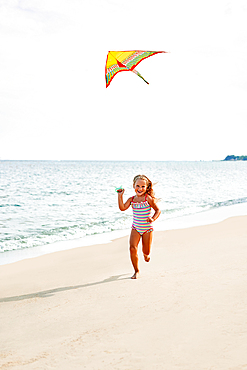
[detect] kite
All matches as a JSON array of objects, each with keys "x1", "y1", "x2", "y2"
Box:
[{"x1": 105, "y1": 50, "x2": 168, "y2": 88}]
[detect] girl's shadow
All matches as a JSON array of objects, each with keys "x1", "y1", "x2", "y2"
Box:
[{"x1": 0, "y1": 274, "x2": 130, "y2": 303}]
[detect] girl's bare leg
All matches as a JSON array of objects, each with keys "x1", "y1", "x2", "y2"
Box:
[
  {"x1": 142, "y1": 231, "x2": 153, "y2": 262},
  {"x1": 129, "y1": 228, "x2": 141, "y2": 279}
]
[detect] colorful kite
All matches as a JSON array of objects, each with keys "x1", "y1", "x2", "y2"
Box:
[{"x1": 105, "y1": 50, "x2": 168, "y2": 88}]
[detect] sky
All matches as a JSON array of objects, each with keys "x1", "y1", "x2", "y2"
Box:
[{"x1": 0, "y1": 0, "x2": 246, "y2": 161}]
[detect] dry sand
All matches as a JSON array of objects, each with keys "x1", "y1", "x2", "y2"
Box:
[{"x1": 1, "y1": 216, "x2": 247, "y2": 369}]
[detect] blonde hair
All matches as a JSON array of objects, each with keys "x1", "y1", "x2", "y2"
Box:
[{"x1": 133, "y1": 174, "x2": 157, "y2": 200}]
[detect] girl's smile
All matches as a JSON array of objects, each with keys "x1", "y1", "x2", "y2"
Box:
[{"x1": 134, "y1": 179, "x2": 147, "y2": 197}]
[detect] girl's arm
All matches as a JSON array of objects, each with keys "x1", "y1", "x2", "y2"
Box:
[
  {"x1": 117, "y1": 189, "x2": 132, "y2": 211},
  {"x1": 146, "y1": 195, "x2": 161, "y2": 222}
]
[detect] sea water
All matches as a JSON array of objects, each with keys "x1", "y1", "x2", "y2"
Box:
[{"x1": 1, "y1": 160, "x2": 247, "y2": 265}]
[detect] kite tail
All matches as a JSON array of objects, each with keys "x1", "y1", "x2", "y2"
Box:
[{"x1": 132, "y1": 69, "x2": 149, "y2": 85}]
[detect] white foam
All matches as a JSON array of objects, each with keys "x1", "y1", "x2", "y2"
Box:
[
  {"x1": 155, "y1": 202, "x2": 247, "y2": 231},
  {"x1": 0, "y1": 229, "x2": 129, "y2": 266},
  {"x1": 1, "y1": 202, "x2": 247, "y2": 266}
]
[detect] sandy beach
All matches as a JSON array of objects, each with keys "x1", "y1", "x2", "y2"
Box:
[{"x1": 1, "y1": 216, "x2": 247, "y2": 369}]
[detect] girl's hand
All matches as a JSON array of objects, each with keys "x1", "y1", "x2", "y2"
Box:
[
  {"x1": 147, "y1": 216, "x2": 154, "y2": 223},
  {"x1": 117, "y1": 188, "x2": 124, "y2": 195}
]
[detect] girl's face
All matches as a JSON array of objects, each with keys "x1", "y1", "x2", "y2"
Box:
[{"x1": 134, "y1": 179, "x2": 147, "y2": 197}]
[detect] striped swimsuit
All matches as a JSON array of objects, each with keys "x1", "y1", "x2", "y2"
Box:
[{"x1": 131, "y1": 195, "x2": 153, "y2": 236}]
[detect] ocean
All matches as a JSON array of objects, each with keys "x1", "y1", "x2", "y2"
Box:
[{"x1": 1, "y1": 160, "x2": 247, "y2": 265}]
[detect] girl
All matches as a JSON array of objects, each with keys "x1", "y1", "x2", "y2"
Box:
[{"x1": 117, "y1": 175, "x2": 161, "y2": 279}]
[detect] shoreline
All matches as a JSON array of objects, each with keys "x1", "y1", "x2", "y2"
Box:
[
  {"x1": 1, "y1": 201, "x2": 247, "y2": 266},
  {"x1": 1, "y1": 215, "x2": 247, "y2": 369}
]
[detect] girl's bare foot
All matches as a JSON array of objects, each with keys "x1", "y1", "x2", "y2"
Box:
[
  {"x1": 144, "y1": 254, "x2": 150, "y2": 262},
  {"x1": 131, "y1": 271, "x2": 140, "y2": 279}
]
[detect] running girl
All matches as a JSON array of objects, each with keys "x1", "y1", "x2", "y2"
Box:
[{"x1": 117, "y1": 175, "x2": 161, "y2": 279}]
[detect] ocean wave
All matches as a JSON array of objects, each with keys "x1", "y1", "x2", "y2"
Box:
[
  {"x1": 1, "y1": 160, "x2": 247, "y2": 257},
  {"x1": 0, "y1": 204, "x2": 21, "y2": 207},
  {"x1": 211, "y1": 197, "x2": 247, "y2": 208}
]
